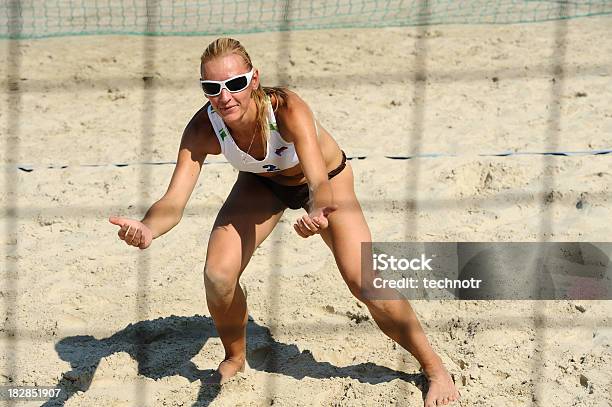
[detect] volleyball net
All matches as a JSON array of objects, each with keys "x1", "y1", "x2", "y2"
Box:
[{"x1": 2, "y1": 0, "x2": 612, "y2": 39}]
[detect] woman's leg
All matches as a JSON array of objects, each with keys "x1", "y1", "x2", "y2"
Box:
[
  {"x1": 319, "y1": 164, "x2": 460, "y2": 406},
  {"x1": 204, "y1": 172, "x2": 285, "y2": 383}
]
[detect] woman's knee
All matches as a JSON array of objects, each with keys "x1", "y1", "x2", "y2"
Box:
[
  {"x1": 342, "y1": 271, "x2": 400, "y2": 307},
  {"x1": 203, "y1": 262, "x2": 240, "y2": 298}
]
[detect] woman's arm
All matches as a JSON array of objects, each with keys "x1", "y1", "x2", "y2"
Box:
[
  {"x1": 279, "y1": 92, "x2": 333, "y2": 207},
  {"x1": 276, "y1": 92, "x2": 337, "y2": 237},
  {"x1": 141, "y1": 108, "x2": 211, "y2": 238},
  {"x1": 110, "y1": 106, "x2": 215, "y2": 247}
]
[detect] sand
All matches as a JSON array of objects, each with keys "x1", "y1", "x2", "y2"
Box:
[{"x1": 1, "y1": 15, "x2": 611, "y2": 407}]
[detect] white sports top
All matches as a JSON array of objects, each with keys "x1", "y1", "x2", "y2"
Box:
[{"x1": 207, "y1": 98, "x2": 300, "y2": 173}]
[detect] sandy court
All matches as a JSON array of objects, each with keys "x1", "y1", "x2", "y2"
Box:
[{"x1": 1, "y1": 14, "x2": 612, "y2": 407}]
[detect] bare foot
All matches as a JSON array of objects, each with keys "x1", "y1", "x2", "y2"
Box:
[
  {"x1": 422, "y1": 363, "x2": 460, "y2": 406},
  {"x1": 202, "y1": 357, "x2": 245, "y2": 385}
]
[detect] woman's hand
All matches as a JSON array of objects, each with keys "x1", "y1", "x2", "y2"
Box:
[
  {"x1": 109, "y1": 216, "x2": 153, "y2": 249},
  {"x1": 293, "y1": 205, "x2": 338, "y2": 238}
]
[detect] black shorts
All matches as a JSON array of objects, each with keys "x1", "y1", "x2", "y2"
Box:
[{"x1": 253, "y1": 150, "x2": 347, "y2": 210}]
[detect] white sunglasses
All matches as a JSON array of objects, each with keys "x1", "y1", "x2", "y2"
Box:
[{"x1": 199, "y1": 69, "x2": 254, "y2": 97}]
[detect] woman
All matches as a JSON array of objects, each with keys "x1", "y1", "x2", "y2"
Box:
[{"x1": 109, "y1": 38, "x2": 459, "y2": 406}]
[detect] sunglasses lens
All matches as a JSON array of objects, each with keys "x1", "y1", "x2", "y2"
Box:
[
  {"x1": 226, "y1": 75, "x2": 248, "y2": 92},
  {"x1": 202, "y1": 82, "x2": 221, "y2": 95}
]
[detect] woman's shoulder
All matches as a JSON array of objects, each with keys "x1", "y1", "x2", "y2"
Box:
[
  {"x1": 268, "y1": 88, "x2": 311, "y2": 119},
  {"x1": 183, "y1": 102, "x2": 221, "y2": 155},
  {"x1": 267, "y1": 89, "x2": 319, "y2": 145},
  {"x1": 185, "y1": 102, "x2": 213, "y2": 136}
]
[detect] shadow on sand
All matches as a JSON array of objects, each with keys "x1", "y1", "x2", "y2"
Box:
[{"x1": 42, "y1": 315, "x2": 422, "y2": 406}]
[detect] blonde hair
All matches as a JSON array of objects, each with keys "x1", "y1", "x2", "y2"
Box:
[{"x1": 201, "y1": 38, "x2": 287, "y2": 148}]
